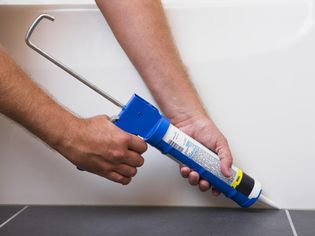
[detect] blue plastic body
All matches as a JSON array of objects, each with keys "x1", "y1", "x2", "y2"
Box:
[{"x1": 115, "y1": 94, "x2": 260, "y2": 208}]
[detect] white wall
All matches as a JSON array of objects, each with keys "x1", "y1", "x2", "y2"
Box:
[{"x1": 0, "y1": 1, "x2": 314, "y2": 209}]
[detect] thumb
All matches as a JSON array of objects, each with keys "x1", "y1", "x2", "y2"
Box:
[{"x1": 216, "y1": 139, "x2": 233, "y2": 178}]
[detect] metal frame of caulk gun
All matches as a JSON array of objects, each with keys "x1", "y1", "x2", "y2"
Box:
[
  {"x1": 25, "y1": 14, "x2": 125, "y2": 109},
  {"x1": 25, "y1": 14, "x2": 280, "y2": 209}
]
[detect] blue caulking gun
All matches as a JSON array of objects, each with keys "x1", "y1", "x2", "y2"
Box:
[{"x1": 25, "y1": 14, "x2": 279, "y2": 208}]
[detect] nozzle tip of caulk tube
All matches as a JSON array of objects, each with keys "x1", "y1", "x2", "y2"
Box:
[{"x1": 259, "y1": 194, "x2": 281, "y2": 210}]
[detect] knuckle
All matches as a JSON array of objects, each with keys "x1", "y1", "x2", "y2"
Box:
[
  {"x1": 99, "y1": 170, "x2": 112, "y2": 180},
  {"x1": 95, "y1": 164, "x2": 106, "y2": 174},
  {"x1": 119, "y1": 134, "x2": 131, "y2": 145},
  {"x1": 115, "y1": 175, "x2": 124, "y2": 183},
  {"x1": 221, "y1": 138, "x2": 230, "y2": 150},
  {"x1": 111, "y1": 150, "x2": 125, "y2": 162},
  {"x1": 110, "y1": 173, "x2": 125, "y2": 184}
]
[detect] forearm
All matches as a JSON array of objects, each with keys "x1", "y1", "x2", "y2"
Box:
[
  {"x1": 96, "y1": 0, "x2": 207, "y2": 124},
  {"x1": 0, "y1": 47, "x2": 76, "y2": 149}
]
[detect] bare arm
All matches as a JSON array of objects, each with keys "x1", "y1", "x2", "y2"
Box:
[
  {"x1": 96, "y1": 0, "x2": 233, "y2": 194},
  {"x1": 95, "y1": 0, "x2": 205, "y2": 123},
  {"x1": 0, "y1": 46, "x2": 146, "y2": 185},
  {"x1": 0, "y1": 46, "x2": 74, "y2": 147}
]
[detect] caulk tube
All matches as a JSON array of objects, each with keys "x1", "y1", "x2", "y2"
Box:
[{"x1": 115, "y1": 94, "x2": 262, "y2": 208}]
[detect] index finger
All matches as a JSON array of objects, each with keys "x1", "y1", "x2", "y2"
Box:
[
  {"x1": 128, "y1": 134, "x2": 148, "y2": 154},
  {"x1": 123, "y1": 150, "x2": 145, "y2": 167}
]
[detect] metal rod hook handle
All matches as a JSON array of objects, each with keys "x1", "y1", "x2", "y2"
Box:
[{"x1": 25, "y1": 14, "x2": 125, "y2": 109}]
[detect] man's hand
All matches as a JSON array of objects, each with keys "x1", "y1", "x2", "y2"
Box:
[
  {"x1": 96, "y1": 0, "x2": 234, "y2": 194},
  {"x1": 57, "y1": 115, "x2": 147, "y2": 185},
  {"x1": 174, "y1": 115, "x2": 233, "y2": 196},
  {"x1": 0, "y1": 47, "x2": 147, "y2": 185}
]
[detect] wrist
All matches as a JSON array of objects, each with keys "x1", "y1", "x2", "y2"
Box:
[
  {"x1": 170, "y1": 110, "x2": 209, "y2": 128},
  {"x1": 49, "y1": 113, "x2": 81, "y2": 153}
]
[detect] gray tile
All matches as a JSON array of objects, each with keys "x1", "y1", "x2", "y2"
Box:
[
  {"x1": 0, "y1": 206, "x2": 25, "y2": 226},
  {"x1": 289, "y1": 210, "x2": 315, "y2": 236},
  {"x1": 0, "y1": 206, "x2": 292, "y2": 236}
]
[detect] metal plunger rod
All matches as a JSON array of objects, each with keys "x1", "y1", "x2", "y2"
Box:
[{"x1": 25, "y1": 14, "x2": 125, "y2": 109}]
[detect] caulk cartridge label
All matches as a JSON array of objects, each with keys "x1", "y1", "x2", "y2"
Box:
[
  {"x1": 162, "y1": 124, "x2": 238, "y2": 185},
  {"x1": 162, "y1": 124, "x2": 261, "y2": 199}
]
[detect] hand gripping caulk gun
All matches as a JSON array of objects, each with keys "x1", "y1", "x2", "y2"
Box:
[{"x1": 25, "y1": 14, "x2": 279, "y2": 208}]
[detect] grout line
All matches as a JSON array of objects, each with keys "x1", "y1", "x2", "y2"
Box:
[
  {"x1": 0, "y1": 206, "x2": 29, "y2": 229},
  {"x1": 285, "y1": 209, "x2": 298, "y2": 236}
]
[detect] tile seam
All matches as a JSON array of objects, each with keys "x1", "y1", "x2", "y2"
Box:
[
  {"x1": 0, "y1": 205, "x2": 29, "y2": 229},
  {"x1": 285, "y1": 209, "x2": 298, "y2": 236}
]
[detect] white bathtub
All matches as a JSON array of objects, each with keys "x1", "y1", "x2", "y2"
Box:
[{"x1": 0, "y1": 0, "x2": 314, "y2": 209}]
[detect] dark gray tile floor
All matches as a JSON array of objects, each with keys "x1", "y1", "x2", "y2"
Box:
[
  {"x1": 0, "y1": 206, "x2": 24, "y2": 225},
  {"x1": 0, "y1": 206, "x2": 310, "y2": 236},
  {"x1": 289, "y1": 210, "x2": 315, "y2": 236}
]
